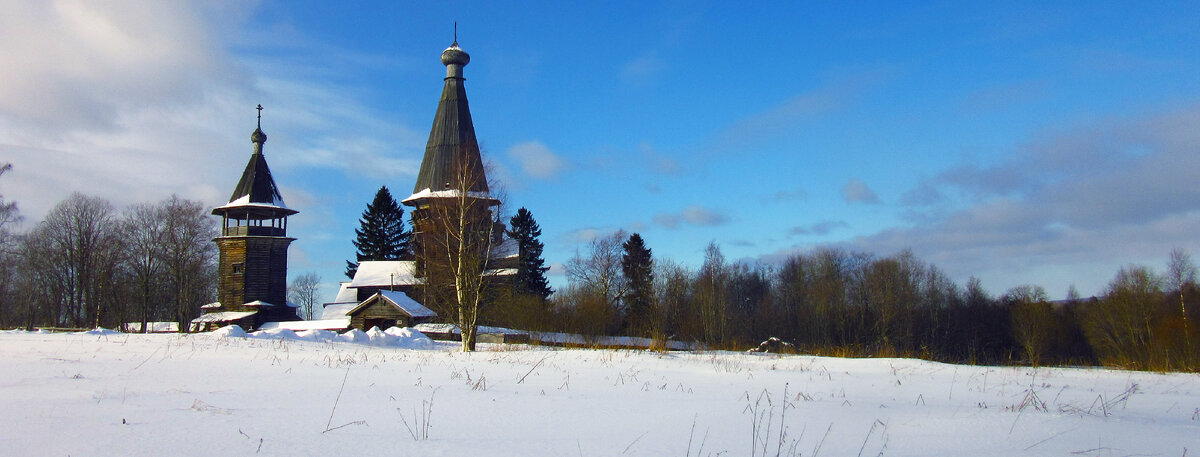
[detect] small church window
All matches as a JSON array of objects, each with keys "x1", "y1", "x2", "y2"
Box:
[{"x1": 232, "y1": 263, "x2": 244, "y2": 274}]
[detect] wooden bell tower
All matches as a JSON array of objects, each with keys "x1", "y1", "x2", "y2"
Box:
[{"x1": 209, "y1": 105, "x2": 299, "y2": 325}]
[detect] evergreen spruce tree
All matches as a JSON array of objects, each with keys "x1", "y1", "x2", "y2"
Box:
[
  {"x1": 345, "y1": 186, "x2": 411, "y2": 278},
  {"x1": 506, "y1": 207, "x2": 552, "y2": 299},
  {"x1": 621, "y1": 232, "x2": 654, "y2": 335}
]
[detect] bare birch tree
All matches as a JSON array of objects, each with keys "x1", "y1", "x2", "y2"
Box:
[
  {"x1": 416, "y1": 158, "x2": 500, "y2": 351},
  {"x1": 1165, "y1": 248, "x2": 1196, "y2": 321}
]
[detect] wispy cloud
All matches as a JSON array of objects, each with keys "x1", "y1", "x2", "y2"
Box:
[
  {"x1": 842, "y1": 179, "x2": 880, "y2": 204},
  {"x1": 653, "y1": 206, "x2": 729, "y2": 229},
  {"x1": 960, "y1": 80, "x2": 1050, "y2": 113},
  {"x1": 764, "y1": 102, "x2": 1200, "y2": 295},
  {"x1": 706, "y1": 70, "x2": 887, "y2": 157},
  {"x1": 559, "y1": 227, "x2": 623, "y2": 245},
  {"x1": 507, "y1": 141, "x2": 567, "y2": 179},
  {"x1": 763, "y1": 187, "x2": 808, "y2": 203},
  {"x1": 620, "y1": 52, "x2": 666, "y2": 85},
  {"x1": 790, "y1": 220, "x2": 849, "y2": 236}
]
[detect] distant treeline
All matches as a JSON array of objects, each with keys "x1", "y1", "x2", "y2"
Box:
[
  {"x1": 500, "y1": 231, "x2": 1200, "y2": 372},
  {"x1": 0, "y1": 193, "x2": 217, "y2": 332},
  {"x1": 2, "y1": 184, "x2": 1196, "y2": 372}
]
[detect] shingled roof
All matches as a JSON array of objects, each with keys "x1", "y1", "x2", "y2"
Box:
[
  {"x1": 408, "y1": 42, "x2": 490, "y2": 201},
  {"x1": 213, "y1": 107, "x2": 297, "y2": 217}
]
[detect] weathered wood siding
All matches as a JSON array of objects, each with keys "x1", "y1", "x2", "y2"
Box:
[
  {"x1": 348, "y1": 298, "x2": 412, "y2": 330},
  {"x1": 216, "y1": 236, "x2": 294, "y2": 312}
]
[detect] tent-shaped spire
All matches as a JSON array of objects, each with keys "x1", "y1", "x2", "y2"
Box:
[
  {"x1": 406, "y1": 41, "x2": 490, "y2": 203},
  {"x1": 213, "y1": 105, "x2": 297, "y2": 218}
]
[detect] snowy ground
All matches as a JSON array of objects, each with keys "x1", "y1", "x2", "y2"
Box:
[{"x1": 0, "y1": 330, "x2": 1196, "y2": 456}]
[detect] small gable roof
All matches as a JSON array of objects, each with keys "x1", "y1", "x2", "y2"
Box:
[{"x1": 347, "y1": 290, "x2": 437, "y2": 319}]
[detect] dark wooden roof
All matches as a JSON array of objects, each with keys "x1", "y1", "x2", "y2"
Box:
[
  {"x1": 213, "y1": 124, "x2": 297, "y2": 218},
  {"x1": 410, "y1": 43, "x2": 489, "y2": 199}
]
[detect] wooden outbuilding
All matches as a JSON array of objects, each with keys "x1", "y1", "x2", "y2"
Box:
[{"x1": 345, "y1": 290, "x2": 437, "y2": 331}]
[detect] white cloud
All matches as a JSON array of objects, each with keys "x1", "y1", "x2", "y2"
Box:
[
  {"x1": 0, "y1": 1, "x2": 246, "y2": 138},
  {"x1": 0, "y1": 1, "x2": 425, "y2": 223},
  {"x1": 507, "y1": 141, "x2": 566, "y2": 179}
]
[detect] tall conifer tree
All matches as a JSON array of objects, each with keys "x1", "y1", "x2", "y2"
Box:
[
  {"x1": 345, "y1": 186, "x2": 410, "y2": 278},
  {"x1": 506, "y1": 207, "x2": 552, "y2": 300},
  {"x1": 621, "y1": 232, "x2": 654, "y2": 335}
]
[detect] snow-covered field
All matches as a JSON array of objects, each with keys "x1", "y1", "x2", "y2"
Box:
[{"x1": 1, "y1": 329, "x2": 1196, "y2": 456}]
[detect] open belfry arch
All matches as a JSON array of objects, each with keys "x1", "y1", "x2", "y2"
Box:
[{"x1": 194, "y1": 106, "x2": 301, "y2": 330}]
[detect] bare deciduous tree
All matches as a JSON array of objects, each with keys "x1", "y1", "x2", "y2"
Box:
[
  {"x1": 122, "y1": 203, "x2": 167, "y2": 332},
  {"x1": 1083, "y1": 265, "x2": 1164, "y2": 368},
  {"x1": 288, "y1": 272, "x2": 322, "y2": 320},
  {"x1": 40, "y1": 193, "x2": 118, "y2": 328},
  {"x1": 1004, "y1": 284, "x2": 1052, "y2": 365},
  {"x1": 566, "y1": 230, "x2": 627, "y2": 334},
  {"x1": 0, "y1": 163, "x2": 21, "y2": 328},
  {"x1": 160, "y1": 195, "x2": 217, "y2": 332},
  {"x1": 653, "y1": 259, "x2": 691, "y2": 340},
  {"x1": 694, "y1": 241, "x2": 728, "y2": 345},
  {"x1": 415, "y1": 158, "x2": 501, "y2": 351}
]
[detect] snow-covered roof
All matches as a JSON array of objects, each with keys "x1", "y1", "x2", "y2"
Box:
[
  {"x1": 402, "y1": 188, "x2": 499, "y2": 204},
  {"x1": 379, "y1": 290, "x2": 437, "y2": 318},
  {"x1": 332, "y1": 282, "x2": 356, "y2": 303},
  {"x1": 257, "y1": 318, "x2": 350, "y2": 331},
  {"x1": 347, "y1": 290, "x2": 437, "y2": 319},
  {"x1": 200, "y1": 302, "x2": 221, "y2": 309},
  {"x1": 242, "y1": 300, "x2": 296, "y2": 308},
  {"x1": 491, "y1": 236, "x2": 518, "y2": 259},
  {"x1": 191, "y1": 311, "x2": 257, "y2": 323},
  {"x1": 213, "y1": 194, "x2": 291, "y2": 212},
  {"x1": 321, "y1": 302, "x2": 358, "y2": 319},
  {"x1": 348, "y1": 261, "x2": 423, "y2": 288},
  {"x1": 484, "y1": 268, "x2": 517, "y2": 276}
]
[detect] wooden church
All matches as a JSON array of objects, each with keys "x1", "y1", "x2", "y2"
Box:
[
  {"x1": 193, "y1": 40, "x2": 518, "y2": 333},
  {"x1": 322, "y1": 39, "x2": 518, "y2": 331},
  {"x1": 192, "y1": 106, "x2": 302, "y2": 331}
]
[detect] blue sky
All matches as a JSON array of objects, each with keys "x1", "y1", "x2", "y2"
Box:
[{"x1": 3, "y1": 1, "x2": 1200, "y2": 301}]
